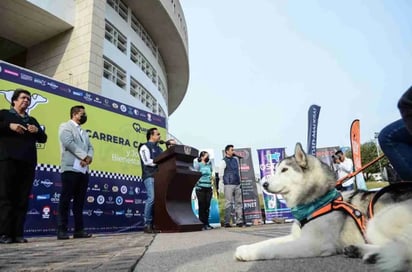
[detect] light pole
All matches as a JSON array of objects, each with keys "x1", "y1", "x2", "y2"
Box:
[{"x1": 374, "y1": 132, "x2": 383, "y2": 178}]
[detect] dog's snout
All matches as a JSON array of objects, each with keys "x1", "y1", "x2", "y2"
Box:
[{"x1": 263, "y1": 182, "x2": 269, "y2": 189}]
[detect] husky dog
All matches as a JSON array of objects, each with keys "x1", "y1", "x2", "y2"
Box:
[{"x1": 235, "y1": 143, "x2": 412, "y2": 271}]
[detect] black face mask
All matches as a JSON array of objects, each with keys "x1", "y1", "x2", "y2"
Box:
[
  {"x1": 204, "y1": 157, "x2": 210, "y2": 163},
  {"x1": 79, "y1": 115, "x2": 87, "y2": 125}
]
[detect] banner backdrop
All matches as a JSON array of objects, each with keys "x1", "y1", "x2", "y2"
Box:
[
  {"x1": 307, "y1": 104, "x2": 321, "y2": 156},
  {"x1": 0, "y1": 61, "x2": 166, "y2": 235},
  {"x1": 350, "y1": 119, "x2": 367, "y2": 190},
  {"x1": 316, "y1": 146, "x2": 340, "y2": 172},
  {"x1": 234, "y1": 148, "x2": 262, "y2": 224},
  {"x1": 257, "y1": 148, "x2": 294, "y2": 222}
]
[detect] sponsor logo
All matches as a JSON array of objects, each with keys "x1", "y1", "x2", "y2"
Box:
[
  {"x1": 134, "y1": 109, "x2": 139, "y2": 115},
  {"x1": 72, "y1": 90, "x2": 84, "y2": 96},
  {"x1": 94, "y1": 97, "x2": 102, "y2": 104},
  {"x1": 102, "y1": 183, "x2": 109, "y2": 192},
  {"x1": 125, "y1": 199, "x2": 134, "y2": 204},
  {"x1": 135, "y1": 187, "x2": 140, "y2": 195},
  {"x1": 27, "y1": 209, "x2": 40, "y2": 215},
  {"x1": 58, "y1": 85, "x2": 71, "y2": 93},
  {"x1": 115, "y1": 210, "x2": 125, "y2": 215},
  {"x1": 47, "y1": 81, "x2": 58, "y2": 89},
  {"x1": 20, "y1": 73, "x2": 33, "y2": 81},
  {"x1": 112, "y1": 102, "x2": 118, "y2": 109},
  {"x1": 33, "y1": 179, "x2": 40, "y2": 187},
  {"x1": 83, "y1": 210, "x2": 93, "y2": 216},
  {"x1": 96, "y1": 195, "x2": 105, "y2": 205},
  {"x1": 93, "y1": 209, "x2": 103, "y2": 216},
  {"x1": 37, "y1": 194, "x2": 50, "y2": 200},
  {"x1": 112, "y1": 186, "x2": 119, "y2": 193},
  {"x1": 51, "y1": 192, "x2": 60, "y2": 204},
  {"x1": 103, "y1": 99, "x2": 111, "y2": 107},
  {"x1": 147, "y1": 113, "x2": 152, "y2": 121},
  {"x1": 115, "y1": 196, "x2": 123, "y2": 206},
  {"x1": 132, "y1": 123, "x2": 148, "y2": 134},
  {"x1": 84, "y1": 93, "x2": 92, "y2": 101},
  {"x1": 87, "y1": 196, "x2": 95, "y2": 203},
  {"x1": 120, "y1": 104, "x2": 127, "y2": 112},
  {"x1": 125, "y1": 209, "x2": 133, "y2": 218},
  {"x1": 128, "y1": 187, "x2": 134, "y2": 195},
  {"x1": 91, "y1": 184, "x2": 101, "y2": 192},
  {"x1": 134, "y1": 209, "x2": 141, "y2": 216},
  {"x1": 134, "y1": 199, "x2": 142, "y2": 204},
  {"x1": 4, "y1": 69, "x2": 19, "y2": 77},
  {"x1": 106, "y1": 196, "x2": 114, "y2": 205},
  {"x1": 42, "y1": 206, "x2": 51, "y2": 219},
  {"x1": 34, "y1": 78, "x2": 46, "y2": 86},
  {"x1": 104, "y1": 210, "x2": 114, "y2": 215},
  {"x1": 120, "y1": 185, "x2": 128, "y2": 194},
  {"x1": 40, "y1": 179, "x2": 53, "y2": 188},
  {"x1": 0, "y1": 65, "x2": 2, "y2": 72}
]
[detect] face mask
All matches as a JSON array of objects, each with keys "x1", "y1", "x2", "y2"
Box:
[
  {"x1": 79, "y1": 115, "x2": 87, "y2": 125},
  {"x1": 204, "y1": 157, "x2": 210, "y2": 163}
]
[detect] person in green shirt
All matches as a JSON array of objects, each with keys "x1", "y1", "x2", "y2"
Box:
[{"x1": 193, "y1": 151, "x2": 213, "y2": 230}]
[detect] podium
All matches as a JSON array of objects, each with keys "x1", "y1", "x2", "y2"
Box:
[{"x1": 153, "y1": 145, "x2": 203, "y2": 232}]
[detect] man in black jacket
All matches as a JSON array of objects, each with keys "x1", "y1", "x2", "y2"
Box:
[
  {"x1": 379, "y1": 86, "x2": 412, "y2": 181},
  {"x1": 0, "y1": 89, "x2": 47, "y2": 243}
]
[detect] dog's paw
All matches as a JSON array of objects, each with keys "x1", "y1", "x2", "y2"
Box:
[
  {"x1": 362, "y1": 252, "x2": 378, "y2": 264},
  {"x1": 234, "y1": 245, "x2": 255, "y2": 261},
  {"x1": 343, "y1": 245, "x2": 362, "y2": 258}
]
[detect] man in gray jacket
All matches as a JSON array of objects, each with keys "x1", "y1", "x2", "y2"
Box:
[{"x1": 57, "y1": 105, "x2": 94, "y2": 240}]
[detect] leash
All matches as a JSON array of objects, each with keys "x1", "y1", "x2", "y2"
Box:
[
  {"x1": 335, "y1": 155, "x2": 385, "y2": 188},
  {"x1": 367, "y1": 181, "x2": 412, "y2": 218}
]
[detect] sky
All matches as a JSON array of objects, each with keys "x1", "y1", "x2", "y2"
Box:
[{"x1": 168, "y1": 0, "x2": 412, "y2": 171}]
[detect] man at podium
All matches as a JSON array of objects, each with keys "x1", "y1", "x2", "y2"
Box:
[{"x1": 138, "y1": 127, "x2": 163, "y2": 233}]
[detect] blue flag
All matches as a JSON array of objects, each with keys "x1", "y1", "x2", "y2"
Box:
[{"x1": 307, "y1": 105, "x2": 321, "y2": 156}]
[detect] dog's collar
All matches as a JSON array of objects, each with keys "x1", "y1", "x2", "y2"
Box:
[{"x1": 290, "y1": 189, "x2": 340, "y2": 222}]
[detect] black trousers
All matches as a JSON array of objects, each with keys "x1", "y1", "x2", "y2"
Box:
[
  {"x1": 0, "y1": 159, "x2": 35, "y2": 237},
  {"x1": 195, "y1": 187, "x2": 212, "y2": 225},
  {"x1": 58, "y1": 171, "x2": 89, "y2": 232}
]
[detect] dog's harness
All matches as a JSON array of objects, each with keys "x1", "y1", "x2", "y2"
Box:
[{"x1": 295, "y1": 189, "x2": 368, "y2": 242}]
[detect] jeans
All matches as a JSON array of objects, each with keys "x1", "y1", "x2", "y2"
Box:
[
  {"x1": 379, "y1": 119, "x2": 412, "y2": 181},
  {"x1": 143, "y1": 177, "x2": 155, "y2": 226}
]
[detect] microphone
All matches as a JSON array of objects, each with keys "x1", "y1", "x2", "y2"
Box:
[{"x1": 233, "y1": 153, "x2": 243, "y2": 159}]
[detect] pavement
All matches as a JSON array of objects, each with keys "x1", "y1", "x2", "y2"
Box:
[{"x1": 0, "y1": 223, "x2": 378, "y2": 272}]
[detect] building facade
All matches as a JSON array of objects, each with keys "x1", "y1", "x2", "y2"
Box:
[{"x1": 0, "y1": 0, "x2": 189, "y2": 120}]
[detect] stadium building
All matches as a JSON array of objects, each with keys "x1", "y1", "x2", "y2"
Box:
[{"x1": 0, "y1": 0, "x2": 189, "y2": 123}]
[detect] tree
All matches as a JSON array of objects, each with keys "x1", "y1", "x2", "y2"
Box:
[{"x1": 346, "y1": 141, "x2": 389, "y2": 180}]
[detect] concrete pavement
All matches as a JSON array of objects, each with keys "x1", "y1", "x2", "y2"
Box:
[{"x1": 0, "y1": 224, "x2": 377, "y2": 271}]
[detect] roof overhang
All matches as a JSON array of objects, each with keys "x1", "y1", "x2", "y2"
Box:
[{"x1": 126, "y1": 0, "x2": 189, "y2": 115}]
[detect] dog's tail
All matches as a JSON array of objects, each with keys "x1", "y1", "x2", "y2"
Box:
[{"x1": 377, "y1": 223, "x2": 412, "y2": 271}]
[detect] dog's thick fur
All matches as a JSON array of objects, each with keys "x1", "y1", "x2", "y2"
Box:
[{"x1": 234, "y1": 143, "x2": 412, "y2": 271}]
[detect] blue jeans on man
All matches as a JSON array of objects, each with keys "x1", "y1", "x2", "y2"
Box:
[
  {"x1": 379, "y1": 119, "x2": 412, "y2": 181},
  {"x1": 143, "y1": 177, "x2": 155, "y2": 228}
]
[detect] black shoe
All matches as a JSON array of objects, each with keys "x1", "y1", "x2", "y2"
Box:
[
  {"x1": 73, "y1": 230, "x2": 92, "y2": 239},
  {"x1": 13, "y1": 237, "x2": 28, "y2": 243},
  {"x1": 202, "y1": 225, "x2": 212, "y2": 230},
  {"x1": 207, "y1": 225, "x2": 214, "y2": 229},
  {"x1": 143, "y1": 225, "x2": 154, "y2": 233},
  {"x1": 236, "y1": 223, "x2": 244, "y2": 228},
  {"x1": 0, "y1": 235, "x2": 13, "y2": 244},
  {"x1": 57, "y1": 230, "x2": 70, "y2": 240},
  {"x1": 224, "y1": 223, "x2": 232, "y2": 228}
]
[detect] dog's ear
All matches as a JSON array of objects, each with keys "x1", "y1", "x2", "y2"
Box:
[{"x1": 294, "y1": 143, "x2": 308, "y2": 168}]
